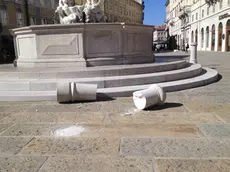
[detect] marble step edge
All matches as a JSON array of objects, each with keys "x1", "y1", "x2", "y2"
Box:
[
  {"x1": 0, "y1": 60, "x2": 187, "y2": 79},
  {"x1": 98, "y1": 67, "x2": 218, "y2": 97},
  {"x1": 0, "y1": 64, "x2": 202, "y2": 91},
  {"x1": 0, "y1": 67, "x2": 218, "y2": 101}
]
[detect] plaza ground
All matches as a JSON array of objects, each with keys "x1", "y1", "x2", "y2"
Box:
[{"x1": 0, "y1": 51, "x2": 230, "y2": 172}]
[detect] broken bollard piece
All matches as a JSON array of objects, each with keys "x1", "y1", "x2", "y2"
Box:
[
  {"x1": 133, "y1": 84, "x2": 166, "y2": 110},
  {"x1": 57, "y1": 82, "x2": 72, "y2": 103},
  {"x1": 71, "y1": 83, "x2": 97, "y2": 102}
]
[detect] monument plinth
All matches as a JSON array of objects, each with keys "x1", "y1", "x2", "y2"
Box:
[{"x1": 11, "y1": 23, "x2": 154, "y2": 68}]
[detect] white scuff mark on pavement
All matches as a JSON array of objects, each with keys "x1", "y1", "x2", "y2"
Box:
[{"x1": 121, "y1": 108, "x2": 140, "y2": 117}]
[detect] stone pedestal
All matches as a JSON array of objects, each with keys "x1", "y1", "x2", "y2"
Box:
[
  {"x1": 11, "y1": 23, "x2": 154, "y2": 68},
  {"x1": 190, "y1": 43, "x2": 197, "y2": 64}
]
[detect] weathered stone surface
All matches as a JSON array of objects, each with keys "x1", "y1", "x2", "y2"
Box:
[
  {"x1": 0, "y1": 124, "x2": 13, "y2": 133},
  {"x1": 21, "y1": 137, "x2": 119, "y2": 155},
  {"x1": 155, "y1": 159, "x2": 230, "y2": 172},
  {"x1": 120, "y1": 137, "x2": 230, "y2": 158},
  {"x1": 0, "y1": 156, "x2": 47, "y2": 172},
  {"x1": 0, "y1": 112, "x2": 104, "y2": 124},
  {"x1": 0, "y1": 137, "x2": 32, "y2": 155},
  {"x1": 215, "y1": 112, "x2": 230, "y2": 123},
  {"x1": 200, "y1": 124, "x2": 230, "y2": 138},
  {"x1": 104, "y1": 112, "x2": 222, "y2": 125},
  {"x1": 39, "y1": 156, "x2": 153, "y2": 172}
]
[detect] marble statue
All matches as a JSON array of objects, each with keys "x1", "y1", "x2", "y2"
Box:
[{"x1": 55, "y1": 0, "x2": 107, "y2": 24}]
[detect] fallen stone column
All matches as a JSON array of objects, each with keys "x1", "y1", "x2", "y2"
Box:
[
  {"x1": 71, "y1": 83, "x2": 97, "y2": 102},
  {"x1": 133, "y1": 84, "x2": 166, "y2": 110},
  {"x1": 57, "y1": 82, "x2": 72, "y2": 103},
  {"x1": 57, "y1": 82, "x2": 97, "y2": 103}
]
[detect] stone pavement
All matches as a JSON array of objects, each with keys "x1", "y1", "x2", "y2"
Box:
[{"x1": 0, "y1": 51, "x2": 230, "y2": 172}]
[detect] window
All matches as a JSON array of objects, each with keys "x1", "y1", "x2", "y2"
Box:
[
  {"x1": 207, "y1": 6, "x2": 210, "y2": 15},
  {"x1": 192, "y1": 15, "x2": 194, "y2": 22},
  {"x1": 201, "y1": 28, "x2": 204, "y2": 48},
  {"x1": 196, "y1": 13, "x2": 198, "y2": 20},
  {"x1": 202, "y1": 10, "x2": 204, "y2": 18},
  {"x1": 219, "y1": 0, "x2": 223, "y2": 10},
  {"x1": 41, "y1": 18, "x2": 47, "y2": 25},
  {"x1": 206, "y1": 26, "x2": 210, "y2": 48},
  {"x1": 30, "y1": 16, "x2": 36, "y2": 25},
  {"x1": 0, "y1": 8, "x2": 8, "y2": 25},
  {"x1": 213, "y1": 4, "x2": 215, "y2": 13},
  {"x1": 16, "y1": 9, "x2": 23, "y2": 27},
  {"x1": 228, "y1": 0, "x2": 230, "y2": 6}
]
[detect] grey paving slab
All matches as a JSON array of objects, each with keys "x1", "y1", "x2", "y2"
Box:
[
  {"x1": 120, "y1": 137, "x2": 230, "y2": 158},
  {"x1": 0, "y1": 124, "x2": 82, "y2": 136},
  {"x1": 21, "y1": 137, "x2": 120, "y2": 156},
  {"x1": 0, "y1": 124, "x2": 13, "y2": 133},
  {"x1": 104, "y1": 112, "x2": 222, "y2": 125},
  {"x1": 39, "y1": 156, "x2": 153, "y2": 172},
  {"x1": 0, "y1": 112, "x2": 105, "y2": 124},
  {"x1": 215, "y1": 112, "x2": 230, "y2": 123},
  {"x1": 0, "y1": 156, "x2": 48, "y2": 172},
  {"x1": 155, "y1": 159, "x2": 230, "y2": 172},
  {"x1": 200, "y1": 124, "x2": 230, "y2": 138},
  {"x1": 0, "y1": 137, "x2": 32, "y2": 155},
  {"x1": 0, "y1": 112, "x2": 12, "y2": 121}
]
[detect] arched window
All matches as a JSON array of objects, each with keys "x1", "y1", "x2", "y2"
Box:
[
  {"x1": 191, "y1": 31, "x2": 194, "y2": 43},
  {"x1": 219, "y1": 0, "x2": 223, "y2": 10},
  {"x1": 0, "y1": 7, "x2": 8, "y2": 25},
  {"x1": 195, "y1": 29, "x2": 198, "y2": 44},
  {"x1": 206, "y1": 26, "x2": 209, "y2": 48},
  {"x1": 16, "y1": 9, "x2": 24, "y2": 27},
  {"x1": 211, "y1": 24, "x2": 215, "y2": 51},
  {"x1": 201, "y1": 28, "x2": 204, "y2": 48}
]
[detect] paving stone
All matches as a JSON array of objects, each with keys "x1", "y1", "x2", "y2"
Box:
[
  {"x1": 0, "y1": 112, "x2": 12, "y2": 121},
  {"x1": 215, "y1": 113, "x2": 230, "y2": 123},
  {"x1": 1, "y1": 124, "x2": 85, "y2": 136},
  {"x1": 0, "y1": 124, "x2": 13, "y2": 134},
  {"x1": 0, "y1": 112, "x2": 105, "y2": 124},
  {"x1": 183, "y1": 101, "x2": 230, "y2": 113},
  {"x1": 0, "y1": 156, "x2": 48, "y2": 172},
  {"x1": 39, "y1": 156, "x2": 153, "y2": 172},
  {"x1": 0, "y1": 105, "x2": 28, "y2": 113},
  {"x1": 21, "y1": 137, "x2": 120, "y2": 155},
  {"x1": 120, "y1": 137, "x2": 230, "y2": 158},
  {"x1": 105, "y1": 112, "x2": 222, "y2": 125},
  {"x1": 155, "y1": 159, "x2": 230, "y2": 172},
  {"x1": 25, "y1": 102, "x2": 102, "y2": 113},
  {"x1": 0, "y1": 137, "x2": 32, "y2": 155},
  {"x1": 200, "y1": 124, "x2": 230, "y2": 138},
  {"x1": 82, "y1": 124, "x2": 199, "y2": 137}
]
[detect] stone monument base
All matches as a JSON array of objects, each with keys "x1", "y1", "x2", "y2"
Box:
[{"x1": 11, "y1": 23, "x2": 154, "y2": 68}]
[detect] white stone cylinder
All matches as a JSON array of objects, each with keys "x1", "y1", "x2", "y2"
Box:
[
  {"x1": 133, "y1": 84, "x2": 166, "y2": 110},
  {"x1": 190, "y1": 43, "x2": 197, "y2": 64},
  {"x1": 57, "y1": 82, "x2": 71, "y2": 103},
  {"x1": 71, "y1": 83, "x2": 97, "y2": 101}
]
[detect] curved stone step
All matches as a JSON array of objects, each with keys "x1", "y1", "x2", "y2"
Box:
[
  {"x1": 0, "y1": 60, "x2": 187, "y2": 79},
  {"x1": 0, "y1": 64, "x2": 202, "y2": 91},
  {"x1": 0, "y1": 67, "x2": 218, "y2": 101},
  {"x1": 97, "y1": 67, "x2": 218, "y2": 97}
]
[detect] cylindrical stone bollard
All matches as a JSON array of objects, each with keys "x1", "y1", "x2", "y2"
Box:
[
  {"x1": 71, "y1": 83, "x2": 97, "y2": 102},
  {"x1": 57, "y1": 82, "x2": 72, "y2": 103},
  {"x1": 190, "y1": 42, "x2": 197, "y2": 64},
  {"x1": 133, "y1": 84, "x2": 166, "y2": 110}
]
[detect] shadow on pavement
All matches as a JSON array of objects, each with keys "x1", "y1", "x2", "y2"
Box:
[{"x1": 145, "y1": 102, "x2": 184, "y2": 111}]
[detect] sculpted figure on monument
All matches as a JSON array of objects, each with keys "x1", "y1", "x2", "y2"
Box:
[{"x1": 55, "y1": 0, "x2": 107, "y2": 24}]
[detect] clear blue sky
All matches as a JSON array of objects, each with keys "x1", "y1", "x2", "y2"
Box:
[{"x1": 143, "y1": 0, "x2": 167, "y2": 26}]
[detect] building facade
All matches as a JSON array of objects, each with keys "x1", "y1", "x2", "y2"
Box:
[
  {"x1": 75, "y1": 0, "x2": 144, "y2": 24},
  {"x1": 0, "y1": 0, "x2": 58, "y2": 35},
  {"x1": 166, "y1": 0, "x2": 230, "y2": 52},
  {"x1": 153, "y1": 25, "x2": 167, "y2": 42}
]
